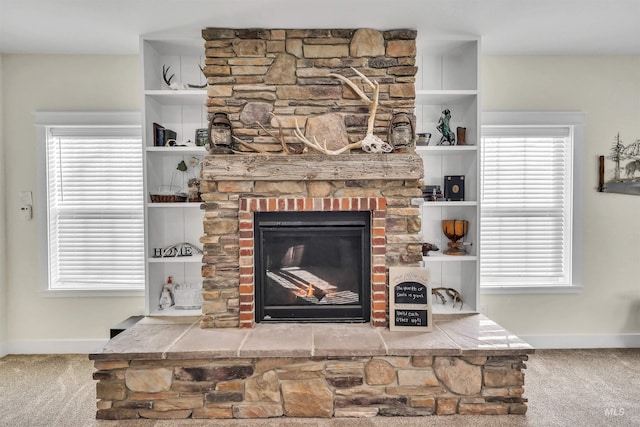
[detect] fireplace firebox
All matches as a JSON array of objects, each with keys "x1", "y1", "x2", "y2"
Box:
[{"x1": 254, "y1": 211, "x2": 371, "y2": 323}]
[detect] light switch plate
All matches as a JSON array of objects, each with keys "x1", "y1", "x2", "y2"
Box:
[
  {"x1": 21, "y1": 206, "x2": 33, "y2": 220},
  {"x1": 20, "y1": 191, "x2": 33, "y2": 205}
]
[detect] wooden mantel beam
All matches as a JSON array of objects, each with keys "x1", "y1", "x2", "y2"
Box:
[{"x1": 201, "y1": 153, "x2": 424, "y2": 181}]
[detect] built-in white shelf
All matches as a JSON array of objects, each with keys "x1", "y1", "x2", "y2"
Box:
[
  {"x1": 148, "y1": 306, "x2": 201, "y2": 317},
  {"x1": 146, "y1": 146, "x2": 207, "y2": 153},
  {"x1": 148, "y1": 255, "x2": 204, "y2": 264},
  {"x1": 415, "y1": 90, "x2": 477, "y2": 105},
  {"x1": 147, "y1": 203, "x2": 202, "y2": 208},
  {"x1": 431, "y1": 303, "x2": 477, "y2": 316},
  {"x1": 142, "y1": 36, "x2": 207, "y2": 317},
  {"x1": 423, "y1": 254, "x2": 477, "y2": 262},
  {"x1": 144, "y1": 89, "x2": 207, "y2": 105},
  {"x1": 420, "y1": 201, "x2": 478, "y2": 207},
  {"x1": 416, "y1": 37, "x2": 480, "y2": 312},
  {"x1": 415, "y1": 145, "x2": 478, "y2": 153}
]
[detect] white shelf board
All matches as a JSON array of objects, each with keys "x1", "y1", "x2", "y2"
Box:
[
  {"x1": 415, "y1": 90, "x2": 477, "y2": 105},
  {"x1": 415, "y1": 145, "x2": 477, "y2": 153},
  {"x1": 146, "y1": 146, "x2": 207, "y2": 154},
  {"x1": 431, "y1": 302, "x2": 477, "y2": 316},
  {"x1": 419, "y1": 201, "x2": 478, "y2": 207},
  {"x1": 145, "y1": 89, "x2": 207, "y2": 105},
  {"x1": 147, "y1": 202, "x2": 202, "y2": 208},
  {"x1": 148, "y1": 306, "x2": 202, "y2": 317},
  {"x1": 148, "y1": 255, "x2": 203, "y2": 263},
  {"x1": 422, "y1": 254, "x2": 477, "y2": 262}
]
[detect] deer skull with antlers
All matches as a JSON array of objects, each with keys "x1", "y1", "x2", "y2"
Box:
[{"x1": 294, "y1": 67, "x2": 392, "y2": 155}]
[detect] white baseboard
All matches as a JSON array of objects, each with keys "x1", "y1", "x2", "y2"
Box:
[
  {"x1": 520, "y1": 333, "x2": 640, "y2": 349},
  {"x1": 0, "y1": 341, "x2": 7, "y2": 358},
  {"x1": 6, "y1": 339, "x2": 109, "y2": 355}
]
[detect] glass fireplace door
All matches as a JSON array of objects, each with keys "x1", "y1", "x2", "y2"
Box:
[{"x1": 254, "y1": 211, "x2": 371, "y2": 323}]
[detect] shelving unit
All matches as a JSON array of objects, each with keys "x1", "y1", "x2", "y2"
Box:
[
  {"x1": 415, "y1": 38, "x2": 480, "y2": 314},
  {"x1": 138, "y1": 33, "x2": 480, "y2": 317},
  {"x1": 141, "y1": 36, "x2": 207, "y2": 316}
]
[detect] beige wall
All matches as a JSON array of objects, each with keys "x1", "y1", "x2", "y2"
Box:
[
  {"x1": 0, "y1": 55, "x2": 6, "y2": 356},
  {"x1": 1, "y1": 54, "x2": 144, "y2": 352},
  {"x1": 481, "y1": 56, "x2": 640, "y2": 346},
  {"x1": 1, "y1": 54, "x2": 639, "y2": 352}
]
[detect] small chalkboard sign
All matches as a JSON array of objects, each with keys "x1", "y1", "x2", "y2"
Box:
[
  {"x1": 394, "y1": 309, "x2": 428, "y2": 327},
  {"x1": 394, "y1": 282, "x2": 428, "y2": 305},
  {"x1": 389, "y1": 267, "x2": 432, "y2": 332}
]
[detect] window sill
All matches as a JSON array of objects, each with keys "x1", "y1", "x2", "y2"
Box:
[
  {"x1": 481, "y1": 285, "x2": 583, "y2": 295},
  {"x1": 39, "y1": 289, "x2": 145, "y2": 298}
]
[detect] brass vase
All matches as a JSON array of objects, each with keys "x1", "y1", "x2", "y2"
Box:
[{"x1": 442, "y1": 219, "x2": 468, "y2": 255}]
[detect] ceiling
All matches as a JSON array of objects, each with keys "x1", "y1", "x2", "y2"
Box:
[{"x1": 1, "y1": 0, "x2": 639, "y2": 55}]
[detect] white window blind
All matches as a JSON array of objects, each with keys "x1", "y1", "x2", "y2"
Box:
[
  {"x1": 481, "y1": 125, "x2": 574, "y2": 287},
  {"x1": 45, "y1": 126, "x2": 144, "y2": 290}
]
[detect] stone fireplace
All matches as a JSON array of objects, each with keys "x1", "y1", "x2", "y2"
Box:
[
  {"x1": 89, "y1": 27, "x2": 534, "y2": 421},
  {"x1": 198, "y1": 27, "x2": 422, "y2": 329},
  {"x1": 200, "y1": 153, "x2": 423, "y2": 328}
]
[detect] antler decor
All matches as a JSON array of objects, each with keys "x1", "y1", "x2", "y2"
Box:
[
  {"x1": 293, "y1": 67, "x2": 392, "y2": 155},
  {"x1": 232, "y1": 136, "x2": 272, "y2": 154},
  {"x1": 256, "y1": 114, "x2": 304, "y2": 155},
  {"x1": 162, "y1": 65, "x2": 207, "y2": 90},
  {"x1": 232, "y1": 113, "x2": 305, "y2": 155}
]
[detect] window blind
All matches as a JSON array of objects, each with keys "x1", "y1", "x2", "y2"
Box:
[
  {"x1": 480, "y1": 126, "x2": 573, "y2": 287},
  {"x1": 46, "y1": 127, "x2": 144, "y2": 290}
]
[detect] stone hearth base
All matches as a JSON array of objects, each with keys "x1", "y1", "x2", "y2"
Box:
[{"x1": 90, "y1": 314, "x2": 533, "y2": 419}]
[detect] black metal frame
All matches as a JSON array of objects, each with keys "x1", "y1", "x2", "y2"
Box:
[{"x1": 254, "y1": 211, "x2": 371, "y2": 323}]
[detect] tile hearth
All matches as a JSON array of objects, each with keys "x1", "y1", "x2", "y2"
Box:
[{"x1": 90, "y1": 314, "x2": 533, "y2": 419}]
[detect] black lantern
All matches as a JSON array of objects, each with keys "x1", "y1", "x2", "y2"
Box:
[
  {"x1": 388, "y1": 111, "x2": 415, "y2": 152},
  {"x1": 208, "y1": 112, "x2": 233, "y2": 154}
]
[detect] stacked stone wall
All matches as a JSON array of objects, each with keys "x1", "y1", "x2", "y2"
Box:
[
  {"x1": 202, "y1": 28, "x2": 416, "y2": 151},
  {"x1": 199, "y1": 173, "x2": 423, "y2": 329},
  {"x1": 199, "y1": 26, "x2": 421, "y2": 329},
  {"x1": 94, "y1": 354, "x2": 528, "y2": 420}
]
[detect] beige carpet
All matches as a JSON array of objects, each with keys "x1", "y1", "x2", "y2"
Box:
[{"x1": 1, "y1": 349, "x2": 639, "y2": 426}]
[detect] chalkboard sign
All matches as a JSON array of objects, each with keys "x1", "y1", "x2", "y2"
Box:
[
  {"x1": 389, "y1": 267, "x2": 432, "y2": 332},
  {"x1": 394, "y1": 282, "x2": 428, "y2": 305},
  {"x1": 394, "y1": 309, "x2": 428, "y2": 327}
]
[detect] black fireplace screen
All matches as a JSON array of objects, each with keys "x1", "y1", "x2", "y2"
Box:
[{"x1": 254, "y1": 211, "x2": 371, "y2": 323}]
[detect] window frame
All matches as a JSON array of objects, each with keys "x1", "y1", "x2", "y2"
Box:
[
  {"x1": 36, "y1": 111, "x2": 145, "y2": 297},
  {"x1": 480, "y1": 111, "x2": 584, "y2": 294}
]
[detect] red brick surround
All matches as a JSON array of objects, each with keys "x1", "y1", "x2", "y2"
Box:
[{"x1": 237, "y1": 197, "x2": 388, "y2": 328}]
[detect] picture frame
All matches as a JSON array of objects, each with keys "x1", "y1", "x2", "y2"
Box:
[
  {"x1": 444, "y1": 175, "x2": 465, "y2": 201},
  {"x1": 597, "y1": 134, "x2": 640, "y2": 196}
]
